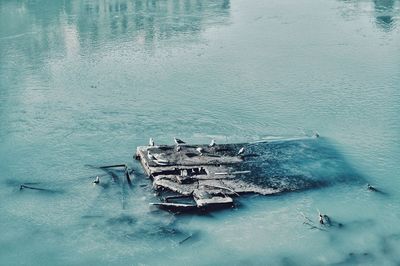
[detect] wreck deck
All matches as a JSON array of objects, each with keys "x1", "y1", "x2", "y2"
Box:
[{"x1": 135, "y1": 137, "x2": 362, "y2": 212}]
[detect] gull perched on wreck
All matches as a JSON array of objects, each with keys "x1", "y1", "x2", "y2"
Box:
[
  {"x1": 149, "y1": 137, "x2": 155, "y2": 146},
  {"x1": 237, "y1": 147, "x2": 245, "y2": 156},
  {"x1": 147, "y1": 150, "x2": 156, "y2": 160},
  {"x1": 196, "y1": 147, "x2": 204, "y2": 155},
  {"x1": 209, "y1": 139, "x2": 216, "y2": 147},
  {"x1": 174, "y1": 137, "x2": 186, "y2": 145}
]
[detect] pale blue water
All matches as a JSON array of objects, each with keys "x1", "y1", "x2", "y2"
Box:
[{"x1": 1, "y1": 0, "x2": 399, "y2": 265}]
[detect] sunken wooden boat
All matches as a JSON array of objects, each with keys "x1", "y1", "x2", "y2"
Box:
[{"x1": 136, "y1": 136, "x2": 362, "y2": 212}]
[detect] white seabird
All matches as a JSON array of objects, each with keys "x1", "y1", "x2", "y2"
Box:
[
  {"x1": 237, "y1": 147, "x2": 245, "y2": 156},
  {"x1": 209, "y1": 139, "x2": 216, "y2": 147},
  {"x1": 174, "y1": 137, "x2": 186, "y2": 145},
  {"x1": 147, "y1": 151, "x2": 156, "y2": 160},
  {"x1": 93, "y1": 176, "x2": 100, "y2": 184},
  {"x1": 149, "y1": 137, "x2": 155, "y2": 146},
  {"x1": 196, "y1": 147, "x2": 203, "y2": 155}
]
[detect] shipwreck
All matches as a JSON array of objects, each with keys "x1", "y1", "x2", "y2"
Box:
[{"x1": 135, "y1": 136, "x2": 362, "y2": 212}]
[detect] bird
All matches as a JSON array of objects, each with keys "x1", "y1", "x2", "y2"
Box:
[
  {"x1": 147, "y1": 151, "x2": 156, "y2": 160},
  {"x1": 319, "y1": 214, "x2": 324, "y2": 225},
  {"x1": 367, "y1": 183, "x2": 377, "y2": 192},
  {"x1": 93, "y1": 176, "x2": 100, "y2": 184},
  {"x1": 174, "y1": 137, "x2": 185, "y2": 145},
  {"x1": 237, "y1": 147, "x2": 245, "y2": 156},
  {"x1": 209, "y1": 139, "x2": 216, "y2": 147},
  {"x1": 149, "y1": 137, "x2": 155, "y2": 146},
  {"x1": 196, "y1": 147, "x2": 203, "y2": 155},
  {"x1": 314, "y1": 131, "x2": 320, "y2": 138}
]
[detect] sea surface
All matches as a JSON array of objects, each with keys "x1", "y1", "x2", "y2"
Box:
[{"x1": 0, "y1": 0, "x2": 399, "y2": 265}]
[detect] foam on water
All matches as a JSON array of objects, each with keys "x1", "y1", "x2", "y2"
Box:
[{"x1": 1, "y1": 0, "x2": 399, "y2": 265}]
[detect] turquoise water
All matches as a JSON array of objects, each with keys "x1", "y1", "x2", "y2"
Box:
[{"x1": 1, "y1": 0, "x2": 399, "y2": 265}]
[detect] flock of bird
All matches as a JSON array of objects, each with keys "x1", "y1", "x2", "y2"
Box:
[
  {"x1": 148, "y1": 137, "x2": 245, "y2": 156},
  {"x1": 91, "y1": 138, "x2": 246, "y2": 184}
]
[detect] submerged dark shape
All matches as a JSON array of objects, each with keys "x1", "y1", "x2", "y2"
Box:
[
  {"x1": 341, "y1": 218, "x2": 375, "y2": 230},
  {"x1": 86, "y1": 163, "x2": 133, "y2": 186},
  {"x1": 178, "y1": 231, "x2": 201, "y2": 245},
  {"x1": 380, "y1": 233, "x2": 400, "y2": 255},
  {"x1": 373, "y1": 0, "x2": 396, "y2": 32},
  {"x1": 123, "y1": 221, "x2": 186, "y2": 242},
  {"x1": 106, "y1": 214, "x2": 137, "y2": 226},
  {"x1": 19, "y1": 184, "x2": 64, "y2": 194},
  {"x1": 86, "y1": 212, "x2": 188, "y2": 243},
  {"x1": 330, "y1": 252, "x2": 374, "y2": 266},
  {"x1": 81, "y1": 215, "x2": 104, "y2": 219},
  {"x1": 136, "y1": 136, "x2": 363, "y2": 212},
  {"x1": 280, "y1": 256, "x2": 300, "y2": 266}
]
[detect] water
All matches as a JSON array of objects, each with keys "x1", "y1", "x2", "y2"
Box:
[{"x1": 0, "y1": 0, "x2": 399, "y2": 265}]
